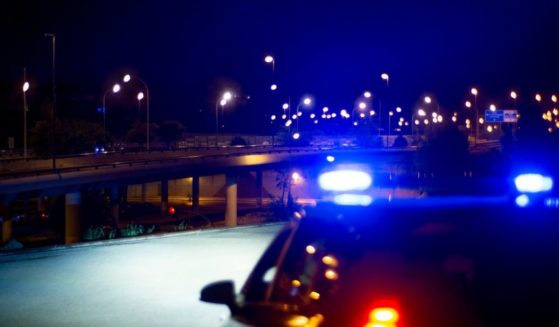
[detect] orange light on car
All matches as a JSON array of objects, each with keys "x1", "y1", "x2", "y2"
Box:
[{"x1": 364, "y1": 307, "x2": 399, "y2": 327}]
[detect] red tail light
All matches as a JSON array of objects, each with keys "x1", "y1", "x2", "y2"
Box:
[{"x1": 364, "y1": 307, "x2": 399, "y2": 327}]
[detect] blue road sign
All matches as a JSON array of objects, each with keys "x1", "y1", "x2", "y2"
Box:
[
  {"x1": 485, "y1": 110, "x2": 504, "y2": 122},
  {"x1": 485, "y1": 109, "x2": 518, "y2": 123}
]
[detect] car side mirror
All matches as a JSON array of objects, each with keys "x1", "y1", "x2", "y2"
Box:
[{"x1": 200, "y1": 280, "x2": 238, "y2": 312}]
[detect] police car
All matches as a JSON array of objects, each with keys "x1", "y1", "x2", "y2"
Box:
[{"x1": 201, "y1": 166, "x2": 559, "y2": 327}]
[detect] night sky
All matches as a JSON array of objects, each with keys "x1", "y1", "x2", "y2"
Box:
[{"x1": 1, "y1": 0, "x2": 559, "y2": 140}]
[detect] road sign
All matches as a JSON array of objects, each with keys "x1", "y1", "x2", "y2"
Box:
[
  {"x1": 503, "y1": 110, "x2": 518, "y2": 123},
  {"x1": 485, "y1": 110, "x2": 504, "y2": 122},
  {"x1": 485, "y1": 109, "x2": 518, "y2": 123}
]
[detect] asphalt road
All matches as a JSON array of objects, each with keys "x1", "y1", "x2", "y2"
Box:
[{"x1": 0, "y1": 223, "x2": 284, "y2": 327}]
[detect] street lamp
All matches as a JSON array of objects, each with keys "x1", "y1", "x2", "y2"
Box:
[
  {"x1": 264, "y1": 55, "x2": 275, "y2": 72},
  {"x1": 364, "y1": 91, "x2": 372, "y2": 98},
  {"x1": 295, "y1": 97, "x2": 312, "y2": 135},
  {"x1": 102, "y1": 83, "x2": 121, "y2": 135},
  {"x1": 381, "y1": 73, "x2": 389, "y2": 86},
  {"x1": 535, "y1": 93, "x2": 542, "y2": 102},
  {"x1": 510, "y1": 91, "x2": 517, "y2": 109},
  {"x1": 388, "y1": 111, "x2": 394, "y2": 147},
  {"x1": 471, "y1": 87, "x2": 479, "y2": 144},
  {"x1": 123, "y1": 74, "x2": 151, "y2": 151},
  {"x1": 216, "y1": 91, "x2": 233, "y2": 139},
  {"x1": 22, "y1": 71, "x2": 30, "y2": 160},
  {"x1": 137, "y1": 92, "x2": 144, "y2": 120},
  {"x1": 45, "y1": 33, "x2": 56, "y2": 170}
]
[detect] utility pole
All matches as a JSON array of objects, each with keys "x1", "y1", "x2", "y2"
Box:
[{"x1": 45, "y1": 33, "x2": 57, "y2": 170}]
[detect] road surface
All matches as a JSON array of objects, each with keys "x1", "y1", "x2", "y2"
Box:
[{"x1": 0, "y1": 223, "x2": 284, "y2": 327}]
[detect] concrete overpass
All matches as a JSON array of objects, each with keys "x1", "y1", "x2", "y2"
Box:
[{"x1": 0, "y1": 147, "x2": 416, "y2": 245}]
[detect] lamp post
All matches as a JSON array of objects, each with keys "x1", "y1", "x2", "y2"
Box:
[
  {"x1": 388, "y1": 111, "x2": 394, "y2": 147},
  {"x1": 123, "y1": 74, "x2": 150, "y2": 151},
  {"x1": 295, "y1": 97, "x2": 312, "y2": 137},
  {"x1": 216, "y1": 91, "x2": 233, "y2": 141},
  {"x1": 45, "y1": 33, "x2": 56, "y2": 169},
  {"x1": 264, "y1": 55, "x2": 275, "y2": 73},
  {"x1": 22, "y1": 69, "x2": 29, "y2": 160},
  {"x1": 471, "y1": 88, "x2": 479, "y2": 144},
  {"x1": 510, "y1": 91, "x2": 517, "y2": 109},
  {"x1": 102, "y1": 83, "x2": 121, "y2": 135},
  {"x1": 379, "y1": 73, "x2": 390, "y2": 137},
  {"x1": 137, "y1": 92, "x2": 144, "y2": 120}
]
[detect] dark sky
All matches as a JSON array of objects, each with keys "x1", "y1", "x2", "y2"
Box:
[{"x1": 1, "y1": 0, "x2": 559, "y2": 139}]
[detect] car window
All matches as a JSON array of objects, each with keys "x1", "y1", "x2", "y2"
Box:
[{"x1": 241, "y1": 225, "x2": 294, "y2": 302}]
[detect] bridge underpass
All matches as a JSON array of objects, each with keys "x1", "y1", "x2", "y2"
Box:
[
  {"x1": 0, "y1": 148, "x2": 417, "y2": 247},
  {"x1": 0, "y1": 223, "x2": 283, "y2": 327}
]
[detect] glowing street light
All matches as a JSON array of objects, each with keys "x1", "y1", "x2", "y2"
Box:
[
  {"x1": 364, "y1": 91, "x2": 372, "y2": 98},
  {"x1": 465, "y1": 100, "x2": 472, "y2": 108},
  {"x1": 535, "y1": 93, "x2": 542, "y2": 102},
  {"x1": 510, "y1": 91, "x2": 517, "y2": 100},
  {"x1": 490, "y1": 104, "x2": 497, "y2": 111},
  {"x1": 121, "y1": 73, "x2": 151, "y2": 150},
  {"x1": 136, "y1": 92, "x2": 145, "y2": 120},
  {"x1": 102, "y1": 83, "x2": 121, "y2": 134},
  {"x1": 396, "y1": 107, "x2": 402, "y2": 113},
  {"x1": 264, "y1": 55, "x2": 275, "y2": 72},
  {"x1": 470, "y1": 87, "x2": 479, "y2": 143},
  {"x1": 270, "y1": 84, "x2": 278, "y2": 91},
  {"x1": 424, "y1": 96, "x2": 432, "y2": 104},
  {"x1": 381, "y1": 73, "x2": 389, "y2": 86},
  {"x1": 303, "y1": 97, "x2": 312, "y2": 105},
  {"x1": 216, "y1": 91, "x2": 233, "y2": 137},
  {"x1": 552, "y1": 94, "x2": 558, "y2": 103},
  {"x1": 22, "y1": 70, "x2": 30, "y2": 160},
  {"x1": 418, "y1": 108, "x2": 426, "y2": 116},
  {"x1": 359, "y1": 102, "x2": 366, "y2": 110},
  {"x1": 282, "y1": 103, "x2": 289, "y2": 110}
]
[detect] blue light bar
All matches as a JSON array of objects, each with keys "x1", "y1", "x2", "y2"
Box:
[
  {"x1": 318, "y1": 170, "x2": 372, "y2": 192},
  {"x1": 334, "y1": 194, "x2": 373, "y2": 206},
  {"x1": 514, "y1": 174, "x2": 554, "y2": 193}
]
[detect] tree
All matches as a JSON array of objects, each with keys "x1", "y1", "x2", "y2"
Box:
[
  {"x1": 157, "y1": 120, "x2": 185, "y2": 149},
  {"x1": 30, "y1": 119, "x2": 107, "y2": 155},
  {"x1": 127, "y1": 121, "x2": 158, "y2": 147},
  {"x1": 415, "y1": 125, "x2": 470, "y2": 177}
]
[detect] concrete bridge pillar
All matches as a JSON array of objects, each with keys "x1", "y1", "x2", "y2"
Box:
[
  {"x1": 192, "y1": 176, "x2": 200, "y2": 211},
  {"x1": 110, "y1": 186, "x2": 120, "y2": 226},
  {"x1": 161, "y1": 180, "x2": 169, "y2": 216},
  {"x1": 225, "y1": 173, "x2": 237, "y2": 227},
  {"x1": 65, "y1": 192, "x2": 82, "y2": 244},
  {"x1": 256, "y1": 171, "x2": 263, "y2": 208}
]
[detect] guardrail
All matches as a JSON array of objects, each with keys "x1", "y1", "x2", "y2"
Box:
[{"x1": 0, "y1": 146, "x2": 335, "y2": 180}]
